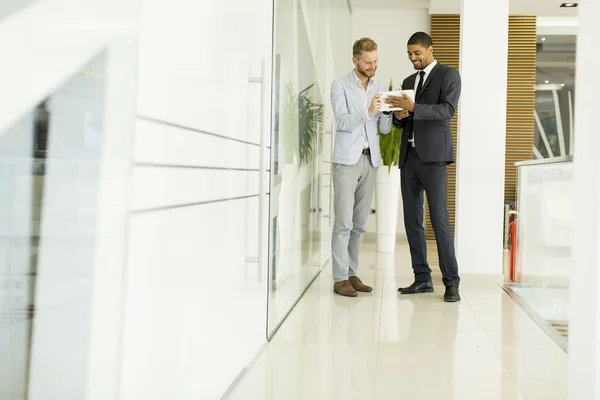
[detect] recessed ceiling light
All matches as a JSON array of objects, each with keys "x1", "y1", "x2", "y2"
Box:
[
  {"x1": 560, "y1": 3, "x2": 578, "y2": 7},
  {"x1": 545, "y1": 80, "x2": 550, "y2": 83},
  {"x1": 561, "y1": 84, "x2": 565, "y2": 87},
  {"x1": 541, "y1": 37, "x2": 547, "y2": 41}
]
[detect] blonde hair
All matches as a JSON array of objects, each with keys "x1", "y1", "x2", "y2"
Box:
[{"x1": 353, "y1": 37, "x2": 378, "y2": 59}]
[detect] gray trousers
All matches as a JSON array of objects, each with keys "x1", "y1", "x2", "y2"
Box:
[{"x1": 332, "y1": 154, "x2": 377, "y2": 282}]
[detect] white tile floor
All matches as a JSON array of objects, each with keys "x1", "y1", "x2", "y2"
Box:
[{"x1": 226, "y1": 241, "x2": 568, "y2": 400}]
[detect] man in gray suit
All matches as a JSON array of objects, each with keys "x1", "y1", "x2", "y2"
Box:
[
  {"x1": 330, "y1": 37, "x2": 394, "y2": 297},
  {"x1": 385, "y1": 32, "x2": 462, "y2": 302}
]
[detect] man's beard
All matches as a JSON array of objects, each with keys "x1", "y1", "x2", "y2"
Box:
[{"x1": 357, "y1": 66, "x2": 376, "y2": 78}]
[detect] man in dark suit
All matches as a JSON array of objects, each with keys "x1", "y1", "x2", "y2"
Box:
[{"x1": 384, "y1": 31, "x2": 461, "y2": 302}]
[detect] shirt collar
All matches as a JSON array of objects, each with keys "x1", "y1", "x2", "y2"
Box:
[
  {"x1": 420, "y1": 59, "x2": 437, "y2": 76},
  {"x1": 352, "y1": 69, "x2": 373, "y2": 88}
]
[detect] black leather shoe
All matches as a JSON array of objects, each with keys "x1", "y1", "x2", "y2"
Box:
[
  {"x1": 398, "y1": 280, "x2": 434, "y2": 294},
  {"x1": 444, "y1": 286, "x2": 461, "y2": 302}
]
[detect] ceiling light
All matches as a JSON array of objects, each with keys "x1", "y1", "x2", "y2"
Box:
[
  {"x1": 560, "y1": 3, "x2": 578, "y2": 7},
  {"x1": 561, "y1": 84, "x2": 565, "y2": 87},
  {"x1": 541, "y1": 37, "x2": 547, "y2": 41},
  {"x1": 545, "y1": 80, "x2": 550, "y2": 83}
]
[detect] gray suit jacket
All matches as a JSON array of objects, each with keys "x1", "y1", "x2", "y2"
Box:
[
  {"x1": 331, "y1": 70, "x2": 392, "y2": 167},
  {"x1": 393, "y1": 62, "x2": 461, "y2": 167}
]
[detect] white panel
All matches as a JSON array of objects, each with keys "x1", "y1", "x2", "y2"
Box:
[
  {"x1": 122, "y1": 199, "x2": 267, "y2": 399},
  {"x1": 134, "y1": 119, "x2": 260, "y2": 170},
  {"x1": 85, "y1": 38, "x2": 138, "y2": 400},
  {"x1": 0, "y1": 0, "x2": 36, "y2": 23},
  {"x1": 322, "y1": 185, "x2": 331, "y2": 215},
  {"x1": 131, "y1": 168, "x2": 259, "y2": 211},
  {"x1": 136, "y1": 0, "x2": 253, "y2": 142},
  {"x1": 0, "y1": 0, "x2": 139, "y2": 134},
  {"x1": 455, "y1": 0, "x2": 508, "y2": 276},
  {"x1": 516, "y1": 163, "x2": 572, "y2": 286},
  {"x1": 247, "y1": 83, "x2": 262, "y2": 146},
  {"x1": 323, "y1": 133, "x2": 332, "y2": 162},
  {"x1": 569, "y1": 1, "x2": 600, "y2": 397}
]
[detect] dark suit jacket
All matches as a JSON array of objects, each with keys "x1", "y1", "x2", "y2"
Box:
[{"x1": 393, "y1": 62, "x2": 461, "y2": 167}]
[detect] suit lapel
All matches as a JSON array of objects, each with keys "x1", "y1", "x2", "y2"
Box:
[
  {"x1": 416, "y1": 63, "x2": 441, "y2": 101},
  {"x1": 406, "y1": 73, "x2": 418, "y2": 90}
]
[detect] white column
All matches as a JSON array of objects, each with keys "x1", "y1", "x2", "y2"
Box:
[
  {"x1": 569, "y1": 1, "x2": 600, "y2": 398},
  {"x1": 454, "y1": 0, "x2": 509, "y2": 279}
]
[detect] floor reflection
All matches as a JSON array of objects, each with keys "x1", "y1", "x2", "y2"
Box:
[
  {"x1": 227, "y1": 239, "x2": 568, "y2": 400},
  {"x1": 503, "y1": 285, "x2": 569, "y2": 351}
]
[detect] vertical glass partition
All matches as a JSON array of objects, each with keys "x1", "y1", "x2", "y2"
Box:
[
  {"x1": 534, "y1": 34, "x2": 577, "y2": 159},
  {"x1": 268, "y1": 0, "x2": 325, "y2": 336},
  {"x1": 267, "y1": 0, "x2": 351, "y2": 336}
]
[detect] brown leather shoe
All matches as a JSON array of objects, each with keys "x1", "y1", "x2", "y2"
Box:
[
  {"x1": 333, "y1": 280, "x2": 358, "y2": 297},
  {"x1": 349, "y1": 276, "x2": 373, "y2": 292}
]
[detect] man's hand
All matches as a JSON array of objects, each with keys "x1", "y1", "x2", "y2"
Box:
[
  {"x1": 368, "y1": 93, "x2": 383, "y2": 117},
  {"x1": 394, "y1": 110, "x2": 409, "y2": 120},
  {"x1": 384, "y1": 93, "x2": 415, "y2": 112}
]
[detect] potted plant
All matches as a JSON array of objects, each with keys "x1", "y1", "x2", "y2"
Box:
[
  {"x1": 274, "y1": 81, "x2": 324, "y2": 287},
  {"x1": 376, "y1": 79, "x2": 402, "y2": 253},
  {"x1": 281, "y1": 82, "x2": 324, "y2": 166}
]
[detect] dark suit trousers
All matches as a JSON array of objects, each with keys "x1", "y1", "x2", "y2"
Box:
[{"x1": 401, "y1": 146, "x2": 460, "y2": 287}]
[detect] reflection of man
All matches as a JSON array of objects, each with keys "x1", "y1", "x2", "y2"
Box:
[
  {"x1": 385, "y1": 32, "x2": 461, "y2": 302},
  {"x1": 330, "y1": 37, "x2": 392, "y2": 297}
]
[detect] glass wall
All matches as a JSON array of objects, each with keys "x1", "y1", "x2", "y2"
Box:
[
  {"x1": 534, "y1": 34, "x2": 577, "y2": 159},
  {"x1": 0, "y1": 52, "x2": 107, "y2": 399},
  {"x1": 0, "y1": 0, "x2": 36, "y2": 23},
  {"x1": 0, "y1": 24, "x2": 137, "y2": 393},
  {"x1": 505, "y1": 23, "x2": 578, "y2": 353},
  {"x1": 267, "y1": 0, "x2": 350, "y2": 335}
]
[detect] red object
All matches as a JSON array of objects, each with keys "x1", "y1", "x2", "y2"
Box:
[{"x1": 509, "y1": 212, "x2": 517, "y2": 282}]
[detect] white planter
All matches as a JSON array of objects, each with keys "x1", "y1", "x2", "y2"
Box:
[{"x1": 376, "y1": 166, "x2": 401, "y2": 253}]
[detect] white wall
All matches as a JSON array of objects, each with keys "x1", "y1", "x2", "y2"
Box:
[
  {"x1": 569, "y1": 0, "x2": 600, "y2": 397},
  {"x1": 119, "y1": 0, "x2": 273, "y2": 398},
  {"x1": 350, "y1": 7, "x2": 430, "y2": 235},
  {"x1": 454, "y1": 0, "x2": 508, "y2": 279}
]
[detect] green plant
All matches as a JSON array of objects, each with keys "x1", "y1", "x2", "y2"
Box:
[
  {"x1": 281, "y1": 82, "x2": 324, "y2": 165},
  {"x1": 379, "y1": 78, "x2": 403, "y2": 172},
  {"x1": 298, "y1": 83, "x2": 324, "y2": 164}
]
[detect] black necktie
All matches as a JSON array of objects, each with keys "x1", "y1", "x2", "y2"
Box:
[
  {"x1": 415, "y1": 70, "x2": 426, "y2": 99},
  {"x1": 408, "y1": 71, "x2": 425, "y2": 141}
]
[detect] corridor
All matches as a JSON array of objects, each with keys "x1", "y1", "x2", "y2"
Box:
[{"x1": 226, "y1": 240, "x2": 568, "y2": 400}]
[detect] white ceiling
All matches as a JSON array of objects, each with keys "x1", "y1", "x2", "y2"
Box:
[
  {"x1": 350, "y1": 0, "x2": 579, "y2": 16},
  {"x1": 429, "y1": 0, "x2": 578, "y2": 15},
  {"x1": 349, "y1": 0, "x2": 428, "y2": 9}
]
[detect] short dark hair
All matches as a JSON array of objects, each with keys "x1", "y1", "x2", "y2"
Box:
[{"x1": 408, "y1": 32, "x2": 433, "y2": 48}]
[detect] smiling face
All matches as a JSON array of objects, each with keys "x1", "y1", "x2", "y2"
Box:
[
  {"x1": 407, "y1": 43, "x2": 434, "y2": 70},
  {"x1": 353, "y1": 50, "x2": 378, "y2": 79}
]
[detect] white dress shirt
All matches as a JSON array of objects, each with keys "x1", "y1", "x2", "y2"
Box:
[
  {"x1": 353, "y1": 70, "x2": 373, "y2": 149},
  {"x1": 409, "y1": 59, "x2": 438, "y2": 147}
]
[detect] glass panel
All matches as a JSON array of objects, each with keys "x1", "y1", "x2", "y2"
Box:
[
  {"x1": 511, "y1": 161, "x2": 573, "y2": 350},
  {"x1": 534, "y1": 34, "x2": 576, "y2": 158},
  {"x1": 0, "y1": 51, "x2": 107, "y2": 399},
  {"x1": 268, "y1": 0, "x2": 326, "y2": 334},
  {"x1": 0, "y1": 0, "x2": 37, "y2": 23}
]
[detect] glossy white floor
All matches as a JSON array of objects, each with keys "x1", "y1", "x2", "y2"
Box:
[{"x1": 226, "y1": 240, "x2": 568, "y2": 400}]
